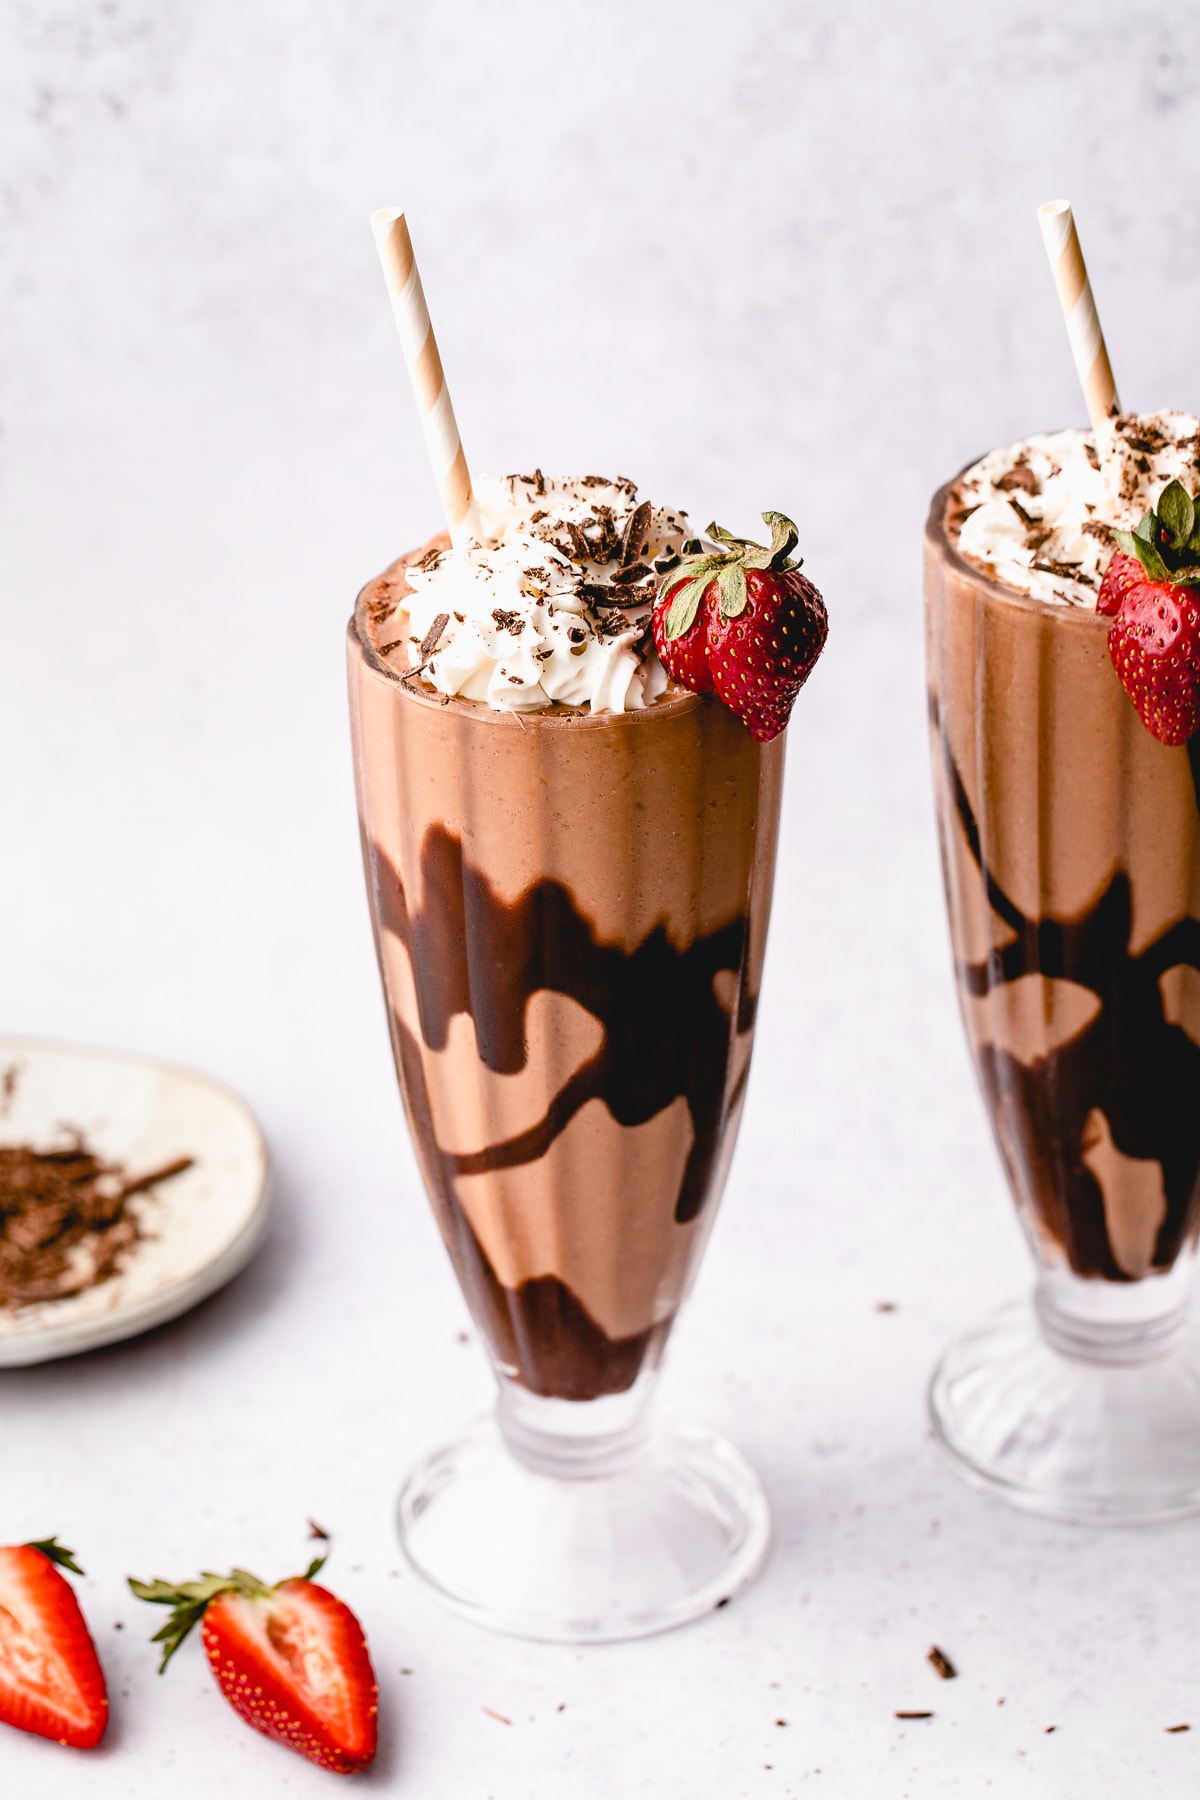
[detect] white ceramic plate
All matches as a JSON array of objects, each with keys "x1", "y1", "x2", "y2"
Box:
[{"x1": 0, "y1": 1039, "x2": 271, "y2": 1366}]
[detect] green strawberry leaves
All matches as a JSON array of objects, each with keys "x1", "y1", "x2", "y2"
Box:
[
  {"x1": 664, "y1": 567, "x2": 722, "y2": 638},
  {"x1": 27, "y1": 1537, "x2": 85, "y2": 1577},
  {"x1": 658, "y1": 512, "x2": 802, "y2": 639},
  {"x1": 750, "y1": 512, "x2": 801, "y2": 570},
  {"x1": 1114, "y1": 480, "x2": 1200, "y2": 587},
  {"x1": 130, "y1": 1570, "x2": 258, "y2": 1670},
  {"x1": 717, "y1": 564, "x2": 748, "y2": 618},
  {"x1": 131, "y1": 1552, "x2": 331, "y2": 1671},
  {"x1": 1158, "y1": 479, "x2": 1195, "y2": 547}
]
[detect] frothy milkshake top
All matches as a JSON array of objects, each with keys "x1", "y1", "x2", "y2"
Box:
[
  {"x1": 948, "y1": 411, "x2": 1200, "y2": 607},
  {"x1": 375, "y1": 473, "x2": 691, "y2": 712}
]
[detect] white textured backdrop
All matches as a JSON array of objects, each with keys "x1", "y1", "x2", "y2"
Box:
[{"x1": 2, "y1": 3, "x2": 1199, "y2": 1796}]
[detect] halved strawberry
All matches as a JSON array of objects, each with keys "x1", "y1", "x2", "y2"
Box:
[
  {"x1": 130, "y1": 1552, "x2": 377, "y2": 1775},
  {"x1": 0, "y1": 1537, "x2": 108, "y2": 1749},
  {"x1": 651, "y1": 513, "x2": 827, "y2": 741},
  {"x1": 1099, "y1": 479, "x2": 1200, "y2": 746}
]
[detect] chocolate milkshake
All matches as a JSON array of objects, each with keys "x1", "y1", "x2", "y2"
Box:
[
  {"x1": 928, "y1": 415, "x2": 1200, "y2": 1284},
  {"x1": 926, "y1": 413, "x2": 1200, "y2": 1522},
  {"x1": 348, "y1": 477, "x2": 784, "y2": 1403}
]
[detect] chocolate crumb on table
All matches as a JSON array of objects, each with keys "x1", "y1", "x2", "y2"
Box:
[
  {"x1": 1166, "y1": 1724, "x2": 1191, "y2": 1733},
  {"x1": 0, "y1": 1137, "x2": 193, "y2": 1309},
  {"x1": 928, "y1": 1645, "x2": 957, "y2": 1680},
  {"x1": 895, "y1": 1711, "x2": 934, "y2": 1721}
]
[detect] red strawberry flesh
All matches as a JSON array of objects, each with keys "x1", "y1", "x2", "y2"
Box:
[
  {"x1": 0, "y1": 1545, "x2": 108, "y2": 1749},
  {"x1": 707, "y1": 567, "x2": 828, "y2": 743},
  {"x1": 1098, "y1": 549, "x2": 1200, "y2": 747},
  {"x1": 652, "y1": 578, "x2": 713, "y2": 694},
  {"x1": 202, "y1": 1580, "x2": 377, "y2": 1774}
]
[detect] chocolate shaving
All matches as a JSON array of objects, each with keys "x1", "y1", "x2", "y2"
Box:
[
  {"x1": 419, "y1": 613, "x2": 451, "y2": 659},
  {"x1": 0, "y1": 1137, "x2": 193, "y2": 1310},
  {"x1": 119, "y1": 1155, "x2": 194, "y2": 1199},
  {"x1": 593, "y1": 506, "x2": 620, "y2": 563},
  {"x1": 1123, "y1": 422, "x2": 1168, "y2": 454},
  {"x1": 491, "y1": 608, "x2": 524, "y2": 633},
  {"x1": 564, "y1": 521, "x2": 591, "y2": 563},
  {"x1": 996, "y1": 462, "x2": 1040, "y2": 496},
  {"x1": 608, "y1": 563, "x2": 651, "y2": 587},
  {"x1": 619, "y1": 501, "x2": 652, "y2": 567},
  {"x1": 1031, "y1": 557, "x2": 1091, "y2": 582}
]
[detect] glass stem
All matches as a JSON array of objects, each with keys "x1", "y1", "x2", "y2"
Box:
[
  {"x1": 1034, "y1": 1259, "x2": 1196, "y2": 1364},
  {"x1": 495, "y1": 1365, "x2": 661, "y2": 1479}
]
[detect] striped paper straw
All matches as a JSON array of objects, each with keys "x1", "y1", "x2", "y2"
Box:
[
  {"x1": 370, "y1": 207, "x2": 481, "y2": 549},
  {"x1": 1037, "y1": 198, "x2": 1121, "y2": 435}
]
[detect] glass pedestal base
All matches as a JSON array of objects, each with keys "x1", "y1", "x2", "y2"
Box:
[
  {"x1": 397, "y1": 1405, "x2": 770, "y2": 1642},
  {"x1": 929, "y1": 1297, "x2": 1200, "y2": 1524}
]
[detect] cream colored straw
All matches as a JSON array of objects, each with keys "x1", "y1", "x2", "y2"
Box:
[
  {"x1": 1037, "y1": 198, "x2": 1121, "y2": 435},
  {"x1": 370, "y1": 207, "x2": 481, "y2": 548}
]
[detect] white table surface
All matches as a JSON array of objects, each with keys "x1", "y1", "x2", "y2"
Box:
[{"x1": 3, "y1": 2, "x2": 1200, "y2": 1794}]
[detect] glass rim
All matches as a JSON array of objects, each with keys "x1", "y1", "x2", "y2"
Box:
[{"x1": 926, "y1": 475, "x2": 1109, "y2": 633}]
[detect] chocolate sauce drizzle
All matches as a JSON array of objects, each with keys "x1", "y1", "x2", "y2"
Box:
[
  {"x1": 935, "y1": 705, "x2": 1200, "y2": 1278},
  {"x1": 371, "y1": 824, "x2": 757, "y2": 1396}
]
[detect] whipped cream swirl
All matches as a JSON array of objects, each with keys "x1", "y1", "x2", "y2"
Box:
[
  {"x1": 381, "y1": 474, "x2": 691, "y2": 712},
  {"x1": 951, "y1": 411, "x2": 1200, "y2": 606}
]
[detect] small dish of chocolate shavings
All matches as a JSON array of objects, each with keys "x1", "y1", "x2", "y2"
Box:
[
  {"x1": 0, "y1": 1039, "x2": 270, "y2": 1366},
  {"x1": 0, "y1": 1137, "x2": 193, "y2": 1312}
]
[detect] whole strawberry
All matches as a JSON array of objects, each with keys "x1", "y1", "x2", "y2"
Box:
[
  {"x1": 651, "y1": 512, "x2": 827, "y2": 741},
  {"x1": 1099, "y1": 478, "x2": 1200, "y2": 746},
  {"x1": 0, "y1": 1537, "x2": 108, "y2": 1749},
  {"x1": 130, "y1": 1549, "x2": 377, "y2": 1775}
]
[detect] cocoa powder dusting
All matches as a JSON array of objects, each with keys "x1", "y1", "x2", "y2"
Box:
[{"x1": 0, "y1": 1136, "x2": 193, "y2": 1310}]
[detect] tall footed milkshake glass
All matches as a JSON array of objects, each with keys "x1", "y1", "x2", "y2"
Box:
[
  {"x1": 926, "y1": 461, "x2": 1200, "y2": 1524},
  {"x1": 347, "y1": 501, "x2": 809, "y2": 1639}
]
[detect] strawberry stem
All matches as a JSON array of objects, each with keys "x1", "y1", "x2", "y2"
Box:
[
  {"x1": 130, "y1": 1547, "x2": 331, "y2": 1672},
  {"x1": 658, "y1": 512, "x2": 803, "y2": 639},
  {"x1": 1113, "y1": 480, "x2": 1200, "y2": 586}
]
